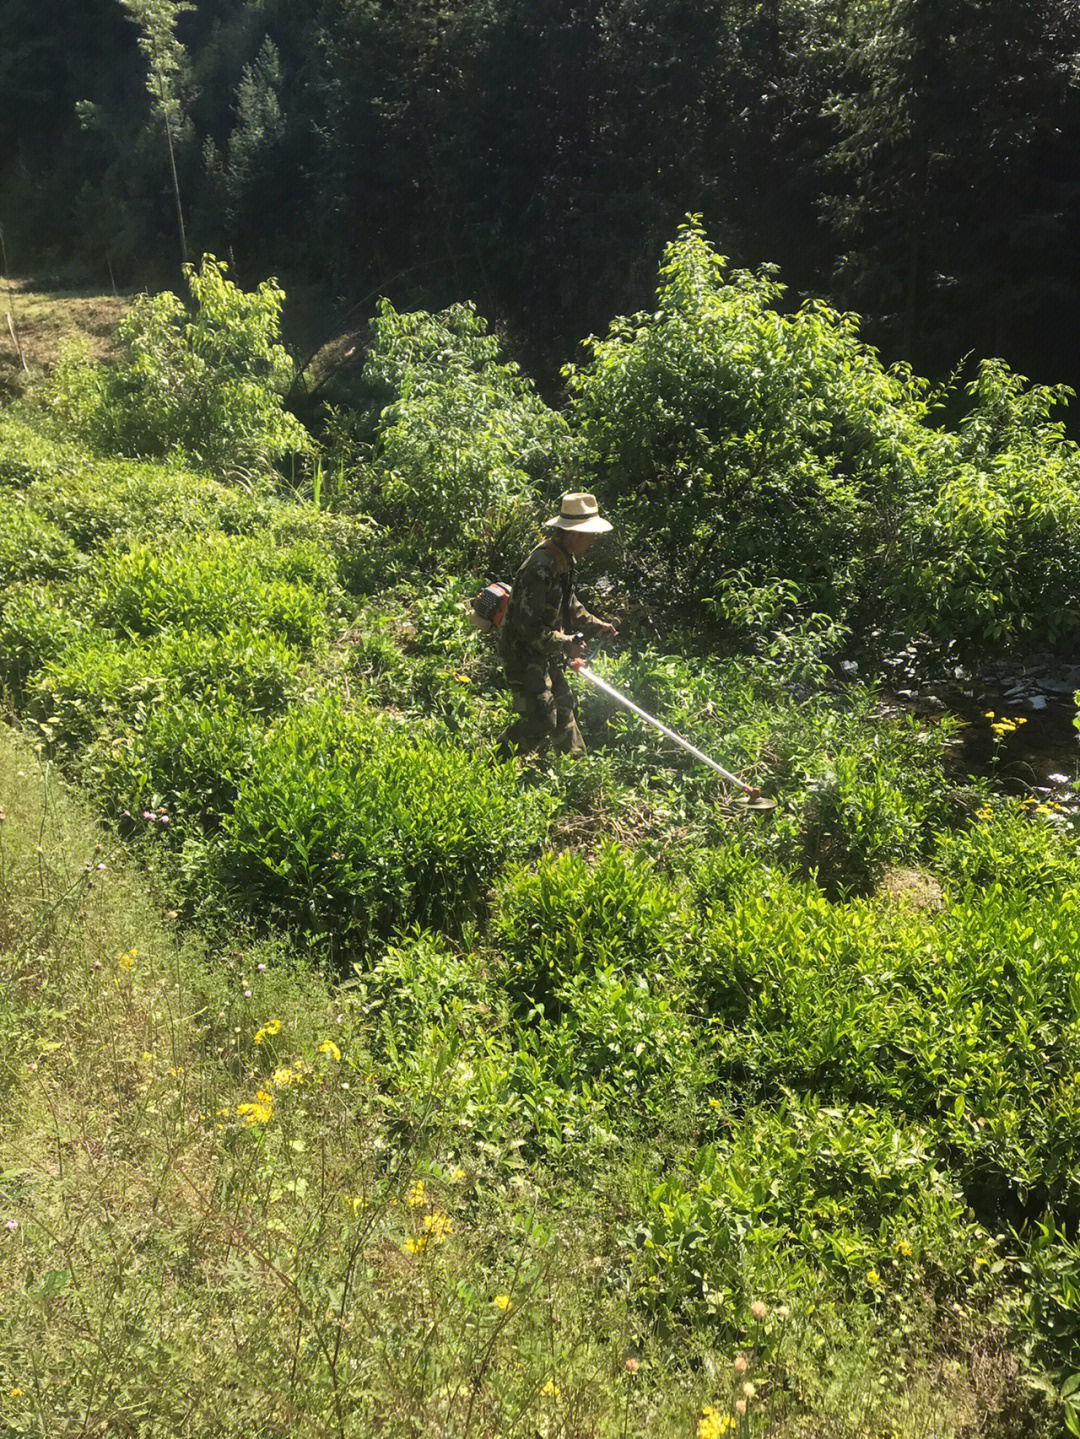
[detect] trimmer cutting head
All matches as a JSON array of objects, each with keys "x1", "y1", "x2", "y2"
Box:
[{"x1": 734, "y1": 792, "x2": 778, "y2": 813}]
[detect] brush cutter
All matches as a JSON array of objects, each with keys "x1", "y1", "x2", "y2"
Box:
[{"x1": 569, "y1": 656, "x2": 777, "y2": 811}]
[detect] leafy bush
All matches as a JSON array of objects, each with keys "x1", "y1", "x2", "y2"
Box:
[
  {"x1": 566, "y1": 217, "x2": 931, "y2": 619},
  {"x1": 707, "y1": 882, "x2": 1080, "y2": 1216},
  {"x1": 90, "y1": 535, "x2": 332, "y2": 651},
  {"x1": 0, "y1": 500, "x2": 80, "y2": 586},
  {"x1": 633, "y1": 1096, "x2": 989, "y2": 1328},
  {"x1": 29, "y1": 627, "x2": 301, "y2": 750},
  {"x1": 529, "y1": 968, "x2": 707, "y2": 1106},
  {"x1": 345, "y1": 301, "x2": 573, "y2": 566},
  {"x1": 202, "y1": 699, "x2": 553, "y2": 955},
  {"x1": 935, "y1": 802, "x2": 1080, "y2": 898},
  {"x1": 495, "y1": 844, "x2": 697, "y2": 1020},
  {"x1": 83, "y1": 693, "x2": 266, "y2": 830},
  {"x1": 46, "y1": 257, "x2": 313, "y2": 474},
  {"x1": 891, "y1": 361, "x2": 1080, "y2": 652},
  {"x1": 0, "y1": 583, "x2": 86, "y2": 696},
  {"x1": 797, "y1": 750, "x2": 941, "y2": 895}
]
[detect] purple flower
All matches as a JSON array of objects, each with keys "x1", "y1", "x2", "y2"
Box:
[
  {"x1": 96, "y1": 863, "x2": 106, "y2": 872},
  {"x1": 159, "y1": 816, "x2": 170, "y2": 827},
  {"x1": 243, "y1": 989, "x2": 252, "y2": 999},
  {"x1": 256, "y1": 964, "x2": 266, "y2": 972},
  {"x1": 121, "y1": 811, "x2": 131, "y2": 820},
  {"x1": 143, "y1": 811, "x2": 154, "y2": 821},
  {"x1": 4, "y1": 1220, "x2": 17, "y2": 1232}
]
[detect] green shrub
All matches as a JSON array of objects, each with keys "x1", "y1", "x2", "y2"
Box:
[
  {"x1": 29, "y1": 627, "x2": 301, "y2": 750},
  {"x1": 891, "y1": 360, "x2": 1080, "y2": 652},
  {"x1": 529, "y1": 967, "x2": 707, "y2": 1106},
  {"x1": 90, "y1": 535, "x2": 332, "y2": 651},
  {"x1": 708, "y1": 883, "x2": 1080, "y2": 1216},
  {"x1": 0, "y1": 583, "x2": 86, "y2": 696},
  {"x1": 495, "y1": 844, "x2": 697, "y2": 1020},
  {"x1": 46, "y1": 257, "x2": 313, "y2": 474},
  {"x1": 346, "y1": 300, "x2": 572, "y2": 567},
  {"x1": 566, "y1": 217, "x2": 931, "y2": 619},
  {"x1": 797, "y1": 750, "x2": 941, "y2": 895},
  {"x1": 82, "y1": 693, "x2": 266, "y2": 829},
  {"x1": 633, "y1": 1096, "x2": 988, "y2": 1328},
  {"x1": 202, "y1": 699, "x2": 553, "y2": 955},
  {"x1": 935, "y1": 802, "x2": 1080, "y2": 898},
  {"x1": 0, "y1": 500, "x2": 80, "y2": 586}
]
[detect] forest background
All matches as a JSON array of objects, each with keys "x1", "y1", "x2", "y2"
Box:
[{"x1": 4, "y1": 0, "x2": 1080, "y2": 403}]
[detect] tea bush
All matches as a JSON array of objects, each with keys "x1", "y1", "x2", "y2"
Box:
[
  {"x1": 83, "y1": 692, "x2": 267, "y2": 831},
  {"x1": 495, "y1": 844, "x2": 697, "y2": 1020},
  {"x1": 892, "y1": 361, "x2": 1080, "y2": 652},
  {"x1": 633, "y1": 1096, "x2": 990, "y2": 1328},
  {"x1": 46, "y1": 257, "x2": 313, "y2": 474},
  {"x1": 935, "y1": 802, "x2": 1080, "y2": 898},
  {"x1": 0, "y1": 582, "x2": 87, "y2": 696},
  {"x1": 29, "y1": 627, "x2": 301, "y2": 750},
  {"x1": 90, "y1": 535, "x2": 333, "y2": 651},
  {"x1": 708, "y1": 883, "x2": 1080, "y2": 1216},
  {"x1": 202, "y1": 698, "x2": 554, "y2": 954},
  {"x1": 529, "y1": 967, "x2": 707, "y2": 1107},
  {"x1": 0, "y1": 501, "x2": 80, "y2": 586}
]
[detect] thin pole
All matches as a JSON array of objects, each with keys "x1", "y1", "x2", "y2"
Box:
[{"x1": 573, "y1": 663, "x2": 757, "y2": 794}]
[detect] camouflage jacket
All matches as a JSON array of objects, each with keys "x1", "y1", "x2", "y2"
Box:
[{"x1": 498, "y1": 541, "x2": 605, "y2": 673}]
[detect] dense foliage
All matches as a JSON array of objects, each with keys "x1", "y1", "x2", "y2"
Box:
[
  {"x1": 3, "y1": 257, "x2": 1080, "y2": 1435},
  {"x1": 4, "y1": 0, "x2": 1080, "y2": 397}
]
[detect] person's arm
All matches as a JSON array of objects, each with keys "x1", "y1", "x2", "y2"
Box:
[{"x1": 568, "y1": 587, "x2": 618, "y2": 642}]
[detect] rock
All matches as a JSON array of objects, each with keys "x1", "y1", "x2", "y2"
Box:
[
  {"x1": 1029, "y1": 695, "x2": 1048, "y2": 710},
  {"x1": 840, "y1": 659, "x2": 859, "y2": 677},
  {"x1": 1040, "y1": 678, "x2": 1077, "y2": 694}
]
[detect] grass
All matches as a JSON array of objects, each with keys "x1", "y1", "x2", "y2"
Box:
[
  {"x1": 0, "y1": 279, "x2": 127, "y2": 396},
  {"x1": 2, "y1": 286, "x2": 1080, "y2": 1435}
]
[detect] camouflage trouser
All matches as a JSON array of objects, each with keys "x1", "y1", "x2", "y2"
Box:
[{"x1": 497, "y1": 660, "x2": 585, "y2": 760}]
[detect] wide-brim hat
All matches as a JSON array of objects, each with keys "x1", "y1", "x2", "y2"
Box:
[{"x1": 544, "y1": 491, "x2": 612, "y2": 534}]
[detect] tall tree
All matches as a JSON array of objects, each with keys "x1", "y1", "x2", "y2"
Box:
[{"x1": 119, "y1": 0, "x2": 196, "y2": 264}]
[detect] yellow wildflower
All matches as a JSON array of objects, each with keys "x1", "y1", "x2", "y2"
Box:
[
  {"x1": 318, "y1": 1039, "x2": 342, "y2": 1062},
  {"x1": 708, "y1": 1097, "x2": 722, "y2": 1110},
  {"x1": 118, "y1": 949, "x2": 136, "y2": 970},
  {"x1": 423, "y1": 1211, "x2": 453, "y2": 1241},
  {"x1": 449, "y1": 1168, "x2": 467, "y2": 1183},
  {"x1": 1015, "y1": 716, "x2": 1027, "y2": 725},
  {"x1": 348, "y1": 1194, "x2": 367, "y2": 1213},
  {"x1": 975, "y1": 807, "x2": 992, "y2": 820},
  {"x1": 402, "y1": 1236, "x2": 427, "y2": 1254},
  {"x1": 405, "y1": 1180, "x2": 426, "y2": 1208},
  {"x1": 493, "y1": 1294, "x2": 511, "y2": 1311},
  {"x1": 697, "y1": 1407, "x2": 736, "y2": 1439},
  {"x1": 983, "y1": 711, "x2": 995, "y2": 720},
  {"x1": 254, "y1": 1019, "x2": 282, "y2": 1044},
  {"x1": 10, "y1": 1388, "x2": 22, "y2": 1398},
  {"x1": 236, "y1": 1091, "x2": 273, "y2": 1126},
  {"x1": 541, "y1": 1380, "x2": 559, "y2": 1396},
  {"x1": 975, "y1": 1256, "x2": 989, "y2": 1267},
  {"x1": 272, "y1": 1065, "x2": 305, "y2": 1087},
  {"x1": 866, "y1": 1268, "x2": 882, "y2": 1287},
  {"x1": 895, "y1": 1239, "x2": 912, "y2": 1257}
]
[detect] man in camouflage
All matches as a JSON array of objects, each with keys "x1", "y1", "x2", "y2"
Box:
[{"x1": 497, "y1": 492, "x2": 618, "y2": 759}]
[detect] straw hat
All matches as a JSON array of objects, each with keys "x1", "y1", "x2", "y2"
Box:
[{"x1": 544, "y1": 492, "x2": 612, "y2": 534}]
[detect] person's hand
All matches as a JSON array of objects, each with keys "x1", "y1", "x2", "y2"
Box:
[
  {"x1": 561, "y1": 633, "x2": 586, "y2": 660},
  {"x1": 595, "y1": 621, "x2": 619, "y2": 643}
]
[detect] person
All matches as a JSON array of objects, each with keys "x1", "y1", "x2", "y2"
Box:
[{"x1": 497, "y1": 492, "x2": 618, "y2": 759}]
